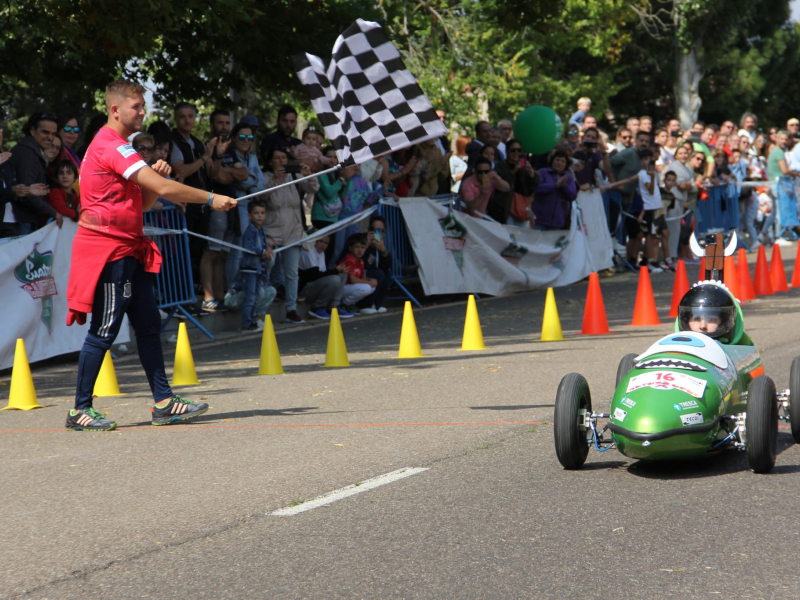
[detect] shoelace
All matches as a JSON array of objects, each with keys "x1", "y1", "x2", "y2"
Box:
[
  {"x1": 170, "y1": 395, "x2": 194, "y2": 405},
  {"x1": 84, "y1": 407, "x2": 107, "y2": 420}
]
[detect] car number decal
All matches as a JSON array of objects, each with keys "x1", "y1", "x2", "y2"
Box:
[
  {"x1": 613, "y1": 407, "x2": 627, "y2": 422},
  {"x1": 626, "y1": 371, "x2": 707, "y2": 398},
  {"x1": 680, "y1": 412, "x2": 704, "y2": 426}
]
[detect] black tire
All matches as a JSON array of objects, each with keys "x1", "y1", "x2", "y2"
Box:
[
  {"x1": 746, "y1": 376, "x2": 778, "y2": 474},
  {"x1": 789, "y1": 357, "x2": 800, "y2": 443},
  {"x1": 615, "y1": 353, "x2": 638, "y2": 388},
  {"x1": 554, "y1": 373, "x2": 592, "y2": 469}
]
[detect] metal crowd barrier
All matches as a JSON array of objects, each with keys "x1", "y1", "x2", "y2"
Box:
[
  {"x1": 378, "y1": 200, "x2": 422, "y2": 307},
  {"x1": 775, "y1": 176, "x2": 800, "y2": 240},
  {"x1": 143, "y1": 206, "x2": 213, "y2": 340}
]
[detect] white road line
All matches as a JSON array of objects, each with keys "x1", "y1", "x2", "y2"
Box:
[{"x1": 269, "y1": 467, "x2": 429, "y2": 517}]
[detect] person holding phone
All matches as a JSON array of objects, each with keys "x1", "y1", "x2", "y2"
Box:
[
  {"x1": 491, "y1": 138, "x2": 539, "y2": 226},
  {"x1": 531, "y1": 149, "x2": 578, "y2": 231},
  {"x1": 357, "y1": 215, "x2": 393, "y2": 314},
  {"x1": 459, "y1": 157, "x2": 510, "y2": 217}
]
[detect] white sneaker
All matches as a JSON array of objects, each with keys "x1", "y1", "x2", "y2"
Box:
[
  {"x1": 376, "y1": 306, "x2": 387, "y2": 313},
  {"x1": 776, "y1": 238, "x2": 793, "y2": 246},
  {"x1": 256, "y1": 319, "x2": 265, "y2": 332},
  {"x1": 360, "y1": 306, "x2": 378, "y2": 315}
]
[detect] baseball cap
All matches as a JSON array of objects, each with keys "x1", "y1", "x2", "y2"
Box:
[{"x1": 240, "y1": 114, "x2": 259, "y2": 128}]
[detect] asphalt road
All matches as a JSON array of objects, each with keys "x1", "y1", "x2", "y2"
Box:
[{"x1": 3, "y1": 255, "x2": 800, "y2": 599}]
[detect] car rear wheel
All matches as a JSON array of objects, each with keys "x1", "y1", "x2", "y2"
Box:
[
  {"x1": 615, "y1": 353, "x2": 638, "y2": 388},
  {"x1": 746, "y1": 375, "x2": 778, "y2": 474},
  {"x1": 789, "y1": 356, "x2": 800, "y2": 443},
  {"x1": 554, "y1": 373, "x2": 592, "y2": 469}
]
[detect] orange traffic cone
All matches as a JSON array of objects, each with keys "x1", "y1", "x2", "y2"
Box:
[
  {"x1": 791, "y1": 243, "x2": 800, "y2": 288},
  {"x1": 697, "y1": 257, "x2": 706, "y2": 282},
  {"x1": 737, "y1": 248, "x2": 756, "y2": 302},
  {"x1": 581, "y1": 273, "x2": 611, "y2": 335},
  {"x1": 753, "y1": 245, "x2": 774, "y2": 296},
  {"x1": 669, "y1": 260, "x2": 690, "y2": 318},
  {"x1": 770, "y1": 243, "x2": 789, "y2": 292},
  {"x1": 723, "y1": 255, "x2": 741, "y2": 300},
  {"x1": 629, "y1": 267, "x2": 661, "y2": 326}
]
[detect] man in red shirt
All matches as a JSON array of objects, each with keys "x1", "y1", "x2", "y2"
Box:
[{"x1": 65, "y1": 80, "x2": 237, "y2": 431}]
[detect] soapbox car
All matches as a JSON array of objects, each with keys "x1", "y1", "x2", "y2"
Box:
[{"x1": 554, "y1": 233, "x2": 799, "y2": 474}]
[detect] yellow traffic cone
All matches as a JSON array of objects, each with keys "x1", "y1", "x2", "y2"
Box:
[
  {"x1": 93, "y1": 350, "x2": 124, "y2": 396},
  {"x1": 540, "y1": 287, "x2": 565, "y2": 341},
  {"x1": 258, "y1": 315, "x2": 284, "y2": 375},
  {"x1": 461, "y1": 295, "x2": 486, "y2": 351},
  {"x1": 396, "y1": 301, "x2": 425, "y2": 358},
  {"x1": 171, "y1": 322, "x2": 199, "y2": 385},
  {"x1": 324, "y1": 308, "x2": 350, "y2": 367},
  {"x1": 2, "y1": 339, "x2": 42, "y2": 410}
]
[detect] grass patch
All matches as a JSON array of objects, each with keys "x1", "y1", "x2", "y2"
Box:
[
  {"x1": 477, "y1": 445, "x2": 490, "y2": 450},
  {"x1": 526, "y1": 426, "x2": 537, "y2": 433},
  {"x1": 289, "y1": 500, "x2": 306, "y2": 507}
]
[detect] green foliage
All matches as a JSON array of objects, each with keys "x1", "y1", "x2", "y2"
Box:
[{"x1": 1, "y1": 0, "x2": 798, "y2": 146}]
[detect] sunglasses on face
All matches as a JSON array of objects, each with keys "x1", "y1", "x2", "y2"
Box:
[
  {"x1": 568, "y1": 129, "x2": 579, "y2": 135},
  {"x1": 371, "y1": 227, "x2": 385, "y2": 232},
  {"x1": 507, "y1": 147, "x2": 522, "y2": 153},
  {"x1": 238, "y1": 134, "x2": 255, "y2": 141},
  {"x1": 476, "y1": 169, "x2": 490, "y2": 175},
  {"x1": 62, "y1": 126, "x2": 80, "y2": 133},
  {"x1": 136, "y1": 146, "x2": 155, "y2": 152},
  {"x1": 620, "y1": 135, "x2": 631, "y2": 140}
]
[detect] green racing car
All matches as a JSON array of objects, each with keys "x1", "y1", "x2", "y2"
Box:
[{"x1": 554, "y1": 234, "x2": 799, "y2": 474}]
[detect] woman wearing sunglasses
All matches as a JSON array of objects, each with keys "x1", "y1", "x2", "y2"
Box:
[
  {"x1": 58, "y1": 114, "x2": 83, "y2": 169},
  {"x1": 459, "y1": 156, "x2": 511, "y2": 217},
  {"x1": 226, "y1": 122, "x2": 266, "y2": 279}
]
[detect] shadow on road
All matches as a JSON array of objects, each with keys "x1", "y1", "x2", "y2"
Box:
[
  {"x1": 625, "y1": 433, "x2": 797, "y2": 479},
  {"x1": 470, "y1": 404, "x2": 553, "y2": 411}
]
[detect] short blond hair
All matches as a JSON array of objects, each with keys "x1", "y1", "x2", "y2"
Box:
[
  {"x1": 577, "y1": 97, "x2": 592, "y2": 108},
  {"x1": 105, "y1": 79, "x2": 146, "y2": 111}
]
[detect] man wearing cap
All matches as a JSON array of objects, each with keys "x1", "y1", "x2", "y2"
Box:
[{"x1": 240, "y1": 114, "x2": 259, "y2": 137}]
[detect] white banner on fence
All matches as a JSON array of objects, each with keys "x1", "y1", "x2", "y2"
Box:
[
  {"x1": 399, "y1": 197, "x2": 614, "y2": 297},
  {"x1": 0, "y1": 221, "x2": 130, "y2": 371}
]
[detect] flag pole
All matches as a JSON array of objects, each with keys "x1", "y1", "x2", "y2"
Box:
[{"x1": 236, "y1": 165, "x2": 342, "y2": 203}]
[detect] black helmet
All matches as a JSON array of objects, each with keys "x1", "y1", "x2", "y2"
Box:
[{"x1": 677, "y1": 284, "x2": 736, "y2": 340}]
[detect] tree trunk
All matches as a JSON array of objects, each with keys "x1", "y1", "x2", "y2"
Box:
[{"x1": 675, "y1": 42, "x2": 703, "y2": 129}]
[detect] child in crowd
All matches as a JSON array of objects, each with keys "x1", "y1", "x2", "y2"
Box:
[
  {"x1": 605, "y1": 149, "x2": 664, "y2": 272},
  {"x1": 298, "y1": 236, "x2": 353, "y2": 320},
  {"x1": 239, "y1": 201, "x2": 277, "y2": 332},
  {"x1": 654, "y1": 171, "x2": 677, "y2": 271},
  {"x1": 294, "y1": 127, "x2": 332, "y2": 172},
  {"x1": 46, "y1": 160, "x2": 80, "y2": 222},
  {"x1": 569, "y1": 97, "x2": 592, "y2": 130},
  {"x1": 338, "y1": 233, "x2": 377, "y2": 313}
]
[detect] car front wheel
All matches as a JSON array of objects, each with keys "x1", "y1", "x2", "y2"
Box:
[
  {"x1": 746, "y1": 375, "x2": 778, "y2": 474},
  {"x1": 554, "y1": 373, "x2": 592, "y2": 470}
]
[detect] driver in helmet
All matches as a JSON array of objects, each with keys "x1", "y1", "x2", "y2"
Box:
[{"x1": 677, "y1": 282, "x2": 748, "y2": 344}]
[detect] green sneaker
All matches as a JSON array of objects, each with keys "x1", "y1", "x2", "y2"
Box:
[
  {"x1": 151, "y1": 395, "x2": 209, "y2": 426},
  {"x1": 65, "y1": 407, "x2": 117, "y2": 431}
]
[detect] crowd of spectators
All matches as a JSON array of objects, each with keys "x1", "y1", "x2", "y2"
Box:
[{"x1": 3, "y1": 96, "x2": 800, "y2": 325}]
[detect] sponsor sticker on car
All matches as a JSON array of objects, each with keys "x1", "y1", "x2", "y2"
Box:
[
  {"x1": 613, "y1": 407, "x2": 628, "y2": 422},
  {"x1": 673, "y1": 400, "x2": 700, "y2": 411},
  {"x1": 680, "y1": 412, "x2": 704, "y2": 426},
  {"x1": 621, "y1": 397, "x2": 636, "y2": 408},
  {"x1": 626, "y1": 371, "x2": 707, "y2": 399}
]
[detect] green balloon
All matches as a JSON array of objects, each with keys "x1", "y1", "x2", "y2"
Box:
[{"x1": 513, "y1": 106, "x2": 563, "y2": 155}]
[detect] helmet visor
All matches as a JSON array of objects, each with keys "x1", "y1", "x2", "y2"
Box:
[{"x1": 678, "y1": 305, "x2": 736, "y2": 339}]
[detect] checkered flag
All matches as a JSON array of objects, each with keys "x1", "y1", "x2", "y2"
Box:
[{"x1": 293, "y1": 19, "x2": 448, "y2": 166}]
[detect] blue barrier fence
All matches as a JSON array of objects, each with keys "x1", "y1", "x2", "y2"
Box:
[
  {"x1": 776, "y1": 176, "x2": 800, "y2": 239},
  {"x1": 695, "y1": 184, "x2": 739, "y2": 234},
  {"x1": 143, "y1": 207, "x2": 213, "y2": 340}
]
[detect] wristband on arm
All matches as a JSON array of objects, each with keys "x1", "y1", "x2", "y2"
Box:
[{"x1": 207, "y1": 192, "x2": 213, "y2": 206}]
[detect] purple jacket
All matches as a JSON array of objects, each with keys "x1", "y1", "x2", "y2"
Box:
[{"x1": 532, "y1": 168, "x2": 578, "y2": 228}]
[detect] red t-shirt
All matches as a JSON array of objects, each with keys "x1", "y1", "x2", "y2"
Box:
[
  {"x1": 67, "y1": 126, "x2": 161, "y2": 314},
  {"x1": 78, "y1": 126, "x2": 148, "y2": 239},
  {"x1": 340, "y1": 253, "x2": 365, "y2": 279}
]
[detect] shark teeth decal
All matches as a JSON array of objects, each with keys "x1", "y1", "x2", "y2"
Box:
[{"x1": 635, "y1": 358, "x2": 707, "y2": 372}]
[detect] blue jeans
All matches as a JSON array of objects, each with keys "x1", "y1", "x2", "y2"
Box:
[
  {"x1": 75, "y1": 257, "x2": 172, "y2": 409},
  {"x1": 226, "y1": 200, "x2": 252, "y2": 288},
  {"x1": 272, "y1": 246, "x2": 300, "y2": 311},
  {"x1": 241, "y1": 272, "x2": 259, "y2": 328}
]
